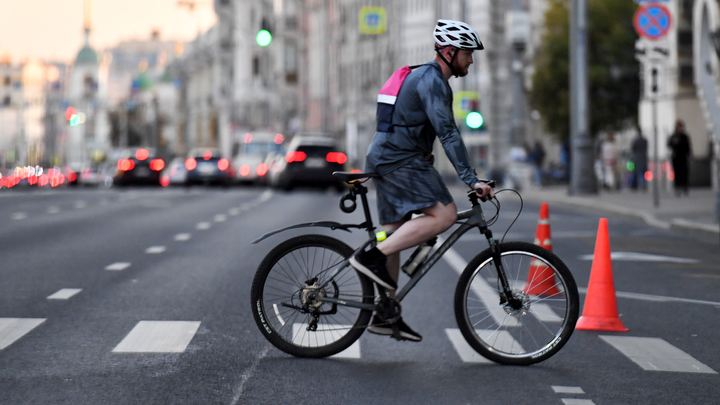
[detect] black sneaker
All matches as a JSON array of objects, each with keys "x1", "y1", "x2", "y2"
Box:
[
  {"x1": 350, "y1": 251, "x2": 397, "y2": 291},
  {"x1": 366, "y1": 316, "x2": 422, "y2": 342}
]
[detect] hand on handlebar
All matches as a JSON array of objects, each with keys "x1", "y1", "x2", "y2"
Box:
[{"x1": 473, "y1": 180, "x2": 495, "y2": 202}]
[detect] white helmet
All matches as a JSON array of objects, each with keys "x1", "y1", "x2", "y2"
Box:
[{"x1": 434, "y1": 19, "x2": 484, "y2": 50}]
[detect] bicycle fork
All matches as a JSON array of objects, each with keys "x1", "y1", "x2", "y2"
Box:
[{"x1": 483, "y1": 228, "x2": 524, "y2": 310}]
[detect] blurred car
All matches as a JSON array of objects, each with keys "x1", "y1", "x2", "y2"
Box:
[
  {"x1": 76, "y1": 162, "x2": 113, "y2": 187},
  {"x1": 270, "y1": 135, "x2": 347, "y2": 191},
  {"x1": 159, "y1": 157, "x2": 188, "y2": 187},
  {"x1": 184, "y1": 147, "x2": 234, "y2": 186},
  {"x1": 232, "y1": 131, "x2": 285, "y2": 185},
  {"x1": 113, "y1": 148, "x2": 165, "y2": 186}
]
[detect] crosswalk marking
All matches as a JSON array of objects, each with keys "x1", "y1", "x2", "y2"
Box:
[
  {"x1": 446, "y1": 328, "x2": 493, "y2": 363},
  {"x1": 113, "y1": 321, "x2": 201, "y2": 353},
  {"x1": 174, "y1": 233, "x2": 192, "y2": 241},
  {"x1": 578, "y1": 252, "x2": 699, "y2": 264},
  {"x1": 446, "y1": 328, "x2": 525, "y2": 363},
  {"x1": 529, "y1": 303, "x2": 562, "y2": 322},
  {"x1": 0, "y1": 318, "x2": 46, "y2": 350},
  {"x1": 552, "y1": 386, "x2": 585, "y2": 394},
  {"x1": 47, "y1": 288, "x2": 82, "y2": 300},
  {"x1": 561, "y1": 400, "x2": 595, "y2": 405},
  {"x1": 197, "y1": 222, "x2": 211, "y2": 230},
  {"x1": 600, "y1": 336, "x2": 717, "y2": 374},
  {"x1": 105, "y1": 262, "x2": 131, "y2": 271},
  {"x1": 145, "y1": 246, "x2": 166, "y2": 254},
  {"x1": 292, "y1": 324, "x2": 360, "y2": 359}
]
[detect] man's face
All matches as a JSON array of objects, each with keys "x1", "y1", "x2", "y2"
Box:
[{"x1": 451, "y1": 49, "x2": 474, "y2": 77}]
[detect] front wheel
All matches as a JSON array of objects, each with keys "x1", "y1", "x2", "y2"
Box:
[
  {"x1": 454, "y1": 241, "x2": 579, "y2": 365},
  {"x1": 250, "y1": 235, "x2": 374, "y2": 358}
]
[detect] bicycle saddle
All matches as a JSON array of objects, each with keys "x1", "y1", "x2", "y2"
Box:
[{"x1": 332, "y1": 171, "x2": 379, "y2": 182}]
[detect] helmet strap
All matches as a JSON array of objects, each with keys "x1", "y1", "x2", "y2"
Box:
[{"x1": 435, "y1": 46, "x2": 460, "y2": 78}]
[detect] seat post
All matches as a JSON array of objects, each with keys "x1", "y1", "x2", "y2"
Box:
[{"x1": 354, "y1": 183, "x2": 376, "y2": 238}]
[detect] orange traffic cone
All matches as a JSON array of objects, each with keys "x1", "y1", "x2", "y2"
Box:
[
  {"x1": 525, "y1": 203, "x2": 560, "y2": 296},
  {"x1": 576, "y1": 218, "x2": 629, "y2": 332}
]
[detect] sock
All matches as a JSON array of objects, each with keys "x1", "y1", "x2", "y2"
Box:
[{"x1": 366, "y1": 247, "x2": 386, "y2": 260}]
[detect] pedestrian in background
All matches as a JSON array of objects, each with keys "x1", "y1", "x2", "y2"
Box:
[
  {"x1": 667, "y1": 120, "x2": 692, "y2": 196},
  {"x1": 601, "y1": 133, "x2": 619, "y2": 190},
  {"x1": 529, "y1": 140, "x2": 546, "y2": 186},
  {"x1": 630, "y1": 129, "x2": 648, "y2": 191}
]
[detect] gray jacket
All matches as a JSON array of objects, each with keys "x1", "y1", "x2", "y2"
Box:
[{"x1": 365, "y1": 61, "x2": 480, "y2": 188}]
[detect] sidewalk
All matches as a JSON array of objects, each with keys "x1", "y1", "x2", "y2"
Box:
[{"x1": 520, "y1": 185, "x2": 720, "y2": 239}]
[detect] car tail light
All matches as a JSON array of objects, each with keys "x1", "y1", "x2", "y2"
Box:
[
  {"x1": 217, "y1": 158, "x2": 229, "y2": 171},
  {"x1": 240, "y1": 164, "x2": 251, "y2": 177},
  {"x1": 150, "y1": 159, "x2": 165, "y2": 171},
  {"x1": 256, "y1": 163, "x2": 268, "y2": 176},
  {"x1": 136, "y1": 148, "x2": 149, "y2": 160},
  {"x1": 68, "y1": 171, "x2": 78, "y2": 182},
  {"x1": 185, "y1": 158, "x2": 197, "y2": 171},
  {"x1": 81, "y1": 169, "x2": 91, "y2": 179},
  {"x1": 118, "y1": 159, "x2": 135, "y2": 171},
  {"x1": 326, "y1": 152, "x2": 347, "y2": 164},
  {"x1": 286, "y1": 151, "x2": 307, "y2": 163},
  {"x1": 160, "y1": 175, "x2": 170, "y2": 187}
]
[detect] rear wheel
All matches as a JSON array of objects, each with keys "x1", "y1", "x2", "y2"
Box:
[
  {"x1": 454, "y1": 241, "x2": 579, "y2": 365},
  {"x1": 251, "y1": 235, "x2": 373, "y2": 358}
]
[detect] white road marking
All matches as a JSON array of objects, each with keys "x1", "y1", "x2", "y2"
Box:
[
  {"x1": 445, "y1": 328, "x2": 493, "y2": 363},
  {"x1": 578, "y1": 287, "x2": 720, "y2": 307},
  {"x1": 47, "y1": 288, "x2": 82, "y2": 300},
  {"x1": 11, "y1": 212, "x2": 27, "y2": 220},
  {"x1": 528, "y1": 303, "x2": 562, "y2": 322},
  {"x1": 552, "y1": 386, "x2": 585, "y2": 394},
  {"x1": 74, "y1": 200, "x2": 86, "y2": 209},
  {"x1": 47, "y1": 206, "x2": 60, "y2": 214},
  {"x1": 145, "y1": 246, "x2": 166, "y2": 254},
  {"x1": 291, "y1": 324, "x2": 360, "y2": 359},
  {"x1": 228, "y1": 208, "x2": 240, "y2": 216},
  {"x1": 112, "y1": 321, "x2": 201, "y2": 353},
  {"x1": 0, "y1": 318, "x2": 46, "y2": 350},
  {"x1": 174, "y1": 233, "x2": 192, "y2": 241},
  {"x1": 214, "y1": 214, "x2": 227, "y2": 222},
  {"x1": 600, "y1": 336, "x2": 717, "y2": 373},
  {"x1": 197, "y1": 222, "x2": 211, "y2": 230},
  {"x1": 105, "y1": 262, "x2": 131, "y2": 271},
  {"x1": 578, "y1": 251, "x2": 699, "y2": 263},
  {"x1": 561, "y1": 400, "x2": 595, "y2": 405}
]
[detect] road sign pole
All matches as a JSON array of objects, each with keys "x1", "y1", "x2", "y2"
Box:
[{"x1": 652, "y1": 87, "x2": 660, "y2": 208}]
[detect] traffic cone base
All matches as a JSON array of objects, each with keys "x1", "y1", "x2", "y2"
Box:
[
  {"x1": 576, "y1": 218, "x2": 628, "y2": 332},
  {"x1": 525, "y1": 202, "x2": 559, "y2": 297}
]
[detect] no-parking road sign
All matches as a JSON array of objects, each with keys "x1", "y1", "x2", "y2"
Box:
[{"x1": 634, "y1": 3, "x2": 673, "y2": 40}]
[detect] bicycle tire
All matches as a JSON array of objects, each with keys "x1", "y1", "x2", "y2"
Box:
[
  {"x1": 454, "y1": 241, "x2": 579, "y2": 365},
  {"x1": 250, "y1": 234, "x2": 373, "y2": 358}
]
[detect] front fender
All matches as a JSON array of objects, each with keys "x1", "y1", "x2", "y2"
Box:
[{"x1": 251, "y1": 221, "x2": 357, "y2": 244}]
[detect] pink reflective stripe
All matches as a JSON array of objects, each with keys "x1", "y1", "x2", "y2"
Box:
[{"x1": 378, "y1": 66, "x2": 412, "y2": 99}]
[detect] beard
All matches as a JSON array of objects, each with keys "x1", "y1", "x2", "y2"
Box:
[{"x1": 452, "y1": 60, "x2": 469, "y2": 77}]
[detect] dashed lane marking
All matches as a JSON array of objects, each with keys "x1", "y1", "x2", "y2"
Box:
[
  {"x1": 228, "y1": 208, "x2": 240, "y2": 216},
  {"x1": 197, "y1": 222, "x2": 211, "y2": 230},
  {"x1": 578, "y1": 287, "x2": 720, "y2": 307},
  {"x1": 112, "y1": 321, "x2": 201, "y2": 353},
  {"x1": 105, "y1": 262, "x2": 131, "y2": 271},
  {"x1": 600, "y1": 336, "x2": 717, "y2": 374},
  {"x1": 552, "y1": 386, "x2": 585, "y2": 394},
  {"x1": 145, "y1": 246, "x2": 166, "y2": 254},
  {"x1": 47, "y1": 288, "x2": 82, "y2": 300},
  {"x1": 174, "y1": 233, "x2": 191, "y2": 241},
  {"x1": 47, "y1": 206, "x2": 60, "y2": 214},
  {"x1": 561, "y1": 400, "x2": 595, "y2": 405},
  {"x1": 578, "y1": 251, "x2": 699, "y2": 264},
  {"x1": 74, "y1": 200, "x2": 86, "y2": 209},
  {"x1": 214, "y1": 214, "x2": 227, "y2": 222},
  {"x1": 0, "y1": 318, "x2": 46, "y2": 350},
  {"x1": 11, "y1": 212, "x2": 27, "y2": 220}
]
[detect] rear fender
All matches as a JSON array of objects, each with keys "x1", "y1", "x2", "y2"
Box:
[{"x1": 251, "y1": 221, "x2": 358, "y2": 244}]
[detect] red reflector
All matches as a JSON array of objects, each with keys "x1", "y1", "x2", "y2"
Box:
[
  {"x1": 240, "y1": 164, "x2": 251, "y2": 177},
  {"x1": 326, "y1": 152, "x2": 347, "y2": 164},
  {"x1": 185, "y1": 158, "x2": 197, "y2": 171},
  {"x1": 150, "y1": 159, "x2": 165, "y2": 171},
  {"x1": 286, "y1": 151, "x2": 307, "y2": 163},
  {"x1": 136, "y1": 148, "x2": 149, "y2": 160},
  {"x1": 256, "y1": 163, "x2": 268, "y2": 176},
  {"x1": 218, "y1": 158, "x2": 229, "y2": 171}
]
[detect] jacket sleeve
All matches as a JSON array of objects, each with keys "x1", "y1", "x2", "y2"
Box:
[{"x1": 416, "y1": 71, "x2": 480, "y2": 188}]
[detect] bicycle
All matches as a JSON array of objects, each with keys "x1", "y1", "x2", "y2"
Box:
[{"x1": 250, "y1": 171, "x2": 579, "y2": 365}]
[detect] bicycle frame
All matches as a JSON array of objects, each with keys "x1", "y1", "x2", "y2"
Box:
[{"x1": 303, "y1": 182, "x2": 514, "y2": 312}]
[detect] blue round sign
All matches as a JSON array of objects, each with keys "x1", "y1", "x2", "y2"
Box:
[{"x1": 634, "y1": 4, "x2": 673, "y2": 40}]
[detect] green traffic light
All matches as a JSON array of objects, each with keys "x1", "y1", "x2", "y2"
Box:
[
  {"x1": 256, "y1": 29, "x2": 272, "y2": 47},
  {"x1": 466, "y1": 111, "x2": 483, "y2": 129}
]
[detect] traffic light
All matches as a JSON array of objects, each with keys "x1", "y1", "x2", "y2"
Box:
[
  {"x1": 465, "y1": 99, "x2": 484, "y2": 130},
  {"x1": 256, "y1": 18, "x2": 272, "y2": 47}
]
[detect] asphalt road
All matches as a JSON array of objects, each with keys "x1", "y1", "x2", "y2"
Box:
[{"x1": 1, "y1": 185, "x2": 718, "y2": 404}]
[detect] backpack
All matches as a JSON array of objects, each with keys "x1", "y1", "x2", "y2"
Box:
[{"x1": 376, "y1": 64, "x2": 425, "y2": 132}]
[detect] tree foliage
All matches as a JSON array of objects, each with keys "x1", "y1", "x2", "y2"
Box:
[{"x1": 530, "y1": 0, "x2": 640, "y2": 142}]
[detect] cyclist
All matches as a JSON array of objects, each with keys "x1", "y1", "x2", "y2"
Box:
[{"x1": 350, "y1": 19, "x2": 495, "y2": 341}]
